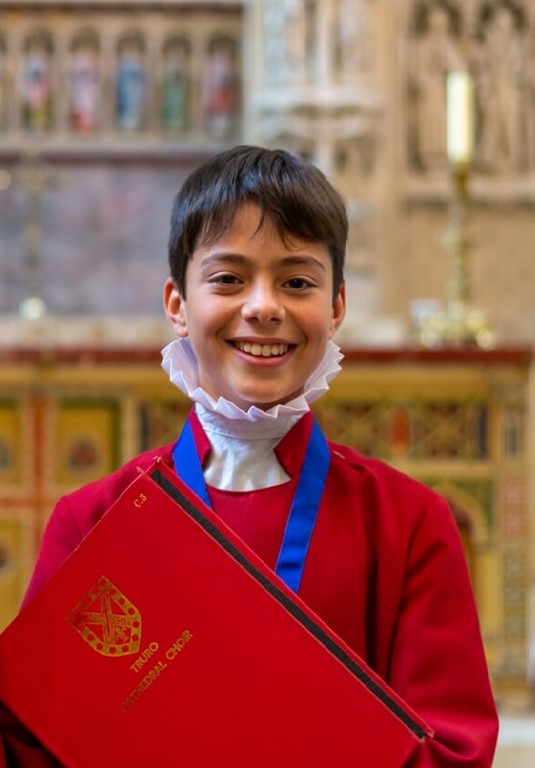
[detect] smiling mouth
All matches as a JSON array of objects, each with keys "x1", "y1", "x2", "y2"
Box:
[{"x1": 233, "y1": 341, "x2": 290, "y2": 358}]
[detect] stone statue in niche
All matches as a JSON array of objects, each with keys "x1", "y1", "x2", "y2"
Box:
[
  {"x1": 161, "y1": 38, "x2": 190, "y2": 132},
  {"x1": 334, "y1": 0, "x2": 373, "y2": 78},
  {"x1": 203, "y1": 39, "x2": 240, "y2": 138},
  {"x1": 476, "y1": 4, "x2": 526, "y2": 174},
  {"x1": 69, "y1": 36, "x2": 100, "y2": 133},
  {"x1": 459, "y1": 0, "x2": 481, "y2": 31},
  {"x1": 116, "y1": 36, "x2": 146, "y2": 132},
  {"x1": 21, "y1": 34, "x2": 54, "y2": 132},
  {"x1": 408, "y1": 3, "x2": 463, "y2": 173}
]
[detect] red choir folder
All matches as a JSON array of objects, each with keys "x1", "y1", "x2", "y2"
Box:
[{"x1": 0, "y1": 459, "x2": 433, "y2": 767}]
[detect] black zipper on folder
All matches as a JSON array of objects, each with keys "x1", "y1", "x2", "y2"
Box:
[{"x1": 150, "y1": 468, "x2": 428, "y2": 741}]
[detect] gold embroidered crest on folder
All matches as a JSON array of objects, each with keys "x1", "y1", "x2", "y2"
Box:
[{"x1": 66, "y1": 575, "x2": 141, "y2": 657}]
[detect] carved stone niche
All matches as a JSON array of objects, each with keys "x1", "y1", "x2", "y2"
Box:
[
  {"x1": 404, "y1": 0, "x2": 535, "y2": 202},
  {"x1": 405, "y1": 1, "x2": 467, "y2": 176},
  {"x1": 470, "y1": 0, "x2": 531, "y2": 177}
]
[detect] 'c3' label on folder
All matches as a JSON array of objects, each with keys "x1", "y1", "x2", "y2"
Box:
[
  {"x1": 134, "y1": 493, "x2": 147, "y2": 508},
  {"x1": 66, "y1": 575, "x2": 142, "y2": 657}
]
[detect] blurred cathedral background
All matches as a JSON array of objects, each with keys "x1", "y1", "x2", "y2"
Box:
[{"x1": 0, "y1": 1, "x2": 534, "y2": 762}]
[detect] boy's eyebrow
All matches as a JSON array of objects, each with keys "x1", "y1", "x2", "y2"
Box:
[{"x1": 200, "y1": 252, "x2": 326, "y2": 271}]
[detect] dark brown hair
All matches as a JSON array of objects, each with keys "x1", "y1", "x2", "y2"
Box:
[{"x1": 167, "y1": 145, "x2": 347, "y2": 301}]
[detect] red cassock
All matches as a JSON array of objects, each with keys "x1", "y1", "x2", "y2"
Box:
[{"x1": 1, "y1": 410, "x2": 498, "y2": 766}]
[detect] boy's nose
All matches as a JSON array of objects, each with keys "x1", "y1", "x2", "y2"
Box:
[{"x1": 241, "y1": 283, "x2": 284, "y2": 324}]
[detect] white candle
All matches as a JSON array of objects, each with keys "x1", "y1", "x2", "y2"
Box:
[{"x1": 447, "y1": 71, "x2": 474, "y2": 164}]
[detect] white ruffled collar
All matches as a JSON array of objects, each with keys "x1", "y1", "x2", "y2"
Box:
[{"x1": 161, "y1": 337, "x2": 343, "y2": 432}]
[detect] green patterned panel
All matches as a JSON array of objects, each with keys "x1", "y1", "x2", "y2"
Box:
[
  {"x1": 53, "y1": 398, "x2": 121, "y2": 486},
  {"x1": 316, "y1": 396, "x2": 488, "y2": 461},
  {"x1": 315, "y1": 399, "x2": 385, "y2": 457},
  {"x1": 138, "y1": 399, "x2": 191, "y2": 452},
  {"x1": 412, "y1": 399, "x2": 488, "y2": 460}
]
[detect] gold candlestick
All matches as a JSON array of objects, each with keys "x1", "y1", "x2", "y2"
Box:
[
  {"x1": 419, "y1": 71, "x2": 493, "y2": 348},
  {"x1": 419, "y1": 162, "x2": 494, "y2": 349}
]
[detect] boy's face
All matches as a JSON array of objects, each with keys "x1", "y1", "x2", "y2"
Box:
[{"x1": 164, "y1": 204, "x2": 345, "y2": 411}]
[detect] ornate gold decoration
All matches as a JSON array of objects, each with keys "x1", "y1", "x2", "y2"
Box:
[{"x1": 66, "y1": 575, "x2": 142, "y2": 657}]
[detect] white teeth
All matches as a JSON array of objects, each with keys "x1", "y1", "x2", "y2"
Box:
[{"x1": 236, "y1": 341, "x2": 288, "y2": 357}]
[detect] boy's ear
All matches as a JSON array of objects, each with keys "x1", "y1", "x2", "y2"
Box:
[
  {"x1": 163, "y1": 277, "x2": 188, "y2": 337},
  {"x1": 329, "y1": 283, "x2": 346, "y2": 338}
]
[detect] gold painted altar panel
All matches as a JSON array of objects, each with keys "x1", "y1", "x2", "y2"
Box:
[{"x1": 0, "y1": 344, "x2": 532, "y2": 708}]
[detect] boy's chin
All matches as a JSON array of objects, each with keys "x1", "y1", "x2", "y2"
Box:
[{"x1": 234, "y1": 389, "x2": 305, "y2": 412}]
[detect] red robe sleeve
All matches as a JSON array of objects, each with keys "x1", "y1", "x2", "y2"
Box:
[{"x1": 383, "y1": 494, "x2": 499, "y2": 766}]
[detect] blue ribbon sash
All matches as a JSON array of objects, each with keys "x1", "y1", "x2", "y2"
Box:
[{"x1": 172, "y1": 417, "x2": 330, "y2": 593}]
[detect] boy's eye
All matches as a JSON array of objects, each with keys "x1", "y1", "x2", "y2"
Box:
[
  {"x1": 209, "y1": 273, "x2": 241, "y2": 285},
  {"x1": 285, "y1": 277, "x2": 314, "y2": 290}
]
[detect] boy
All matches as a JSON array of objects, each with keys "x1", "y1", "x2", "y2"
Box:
[{"x1": 2, "y1": 146, "x2": 498, "y2": 765}]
